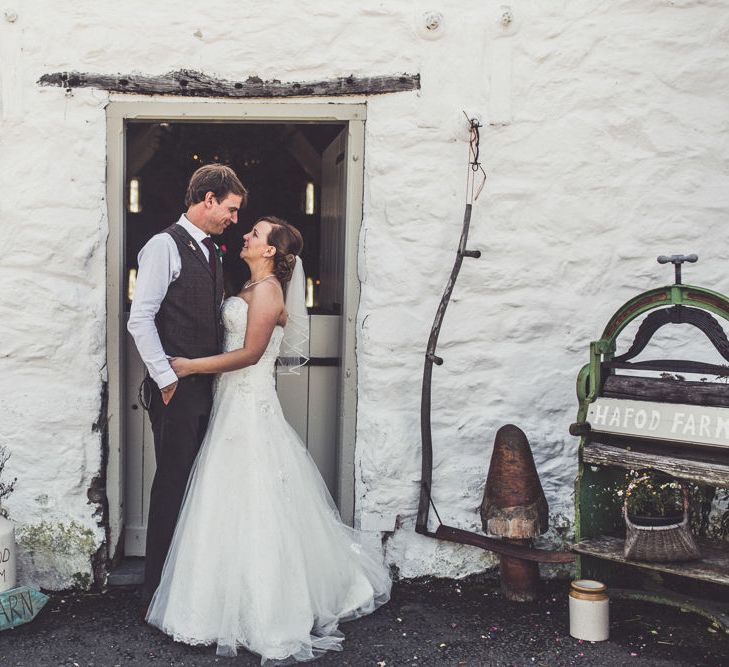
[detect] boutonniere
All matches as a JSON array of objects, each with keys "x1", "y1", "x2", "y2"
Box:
[
  {"x1": 187, "y1": 240, "x2": 197, "y2": 252},
  {"x1": 216, "y1": 244, "x2": 227, "y2": 259}
]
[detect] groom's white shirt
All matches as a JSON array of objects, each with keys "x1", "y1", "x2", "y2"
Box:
[{"x1": 127, "y1": 214, "x2": 213, "y2": 390}]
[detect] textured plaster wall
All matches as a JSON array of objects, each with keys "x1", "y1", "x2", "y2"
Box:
[{"x1": 0, "y1": 1, "x2": 727, "y2": 587}]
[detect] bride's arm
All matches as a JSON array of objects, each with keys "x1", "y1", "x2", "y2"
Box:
[{"x1": 172, "y1": 281, "x2": 283, "y2": 376}]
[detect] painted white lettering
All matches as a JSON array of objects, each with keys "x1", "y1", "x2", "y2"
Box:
[
  {"x1": 622, "y1": 407, "x2": 635, "y2": 428},
  {"x1": 715, "y1": 415, "x2": 729, "y2": 442},
  {"x1": 649, "y1": 410, "x2": 661, "y2": 431},
  {"x1": 609, "y1": 407, "x2": 622, "y2": 427},
  {"x1": 593, "y1": 403, "x2": 609, "y2": 426},
  {"x1": 671, "y1": 412, "x2": 685, "y2": 434},
  {"x1": 682, "y1": 414, "x2": 696, "y2": 436},
  {"x1": 634, "y1": 409, "x2": 647, "y2": 429},
  {"x1": 699, "y1": 415, "x2": 711, "y2": 438}
]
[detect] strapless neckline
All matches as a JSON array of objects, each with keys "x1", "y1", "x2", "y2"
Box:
[{"x1": 226, "y1": 295, "x2": 285, "y2": 329}]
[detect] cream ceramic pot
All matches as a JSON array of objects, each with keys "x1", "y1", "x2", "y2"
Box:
[{"x1": 569, "y1": 579, "x2": 609, "y2": 641}]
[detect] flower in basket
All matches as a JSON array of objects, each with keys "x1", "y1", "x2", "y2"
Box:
[
  {"x1": 623, "y1": 470, "x2": 684, "y2": 524},
  {"x1": 621, "y1": 470, "x2": 701, "y2": 562}
]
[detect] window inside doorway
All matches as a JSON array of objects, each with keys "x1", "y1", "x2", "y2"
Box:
[{"x1": 124, "y1": 121, "x2": 346, "y2": 313}]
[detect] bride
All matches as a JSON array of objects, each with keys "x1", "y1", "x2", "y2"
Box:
[{"x1": 145, "y1": 216, "x2": 391, "y2": 663}]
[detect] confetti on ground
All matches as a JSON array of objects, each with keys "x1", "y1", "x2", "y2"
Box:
[{"x1": 3, "y1": 578, "x2": 729, "y2": 665}]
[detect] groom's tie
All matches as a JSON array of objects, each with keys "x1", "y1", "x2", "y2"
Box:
[{"x1": 201, "y1": 237, "x2": 217, "y2": 277}]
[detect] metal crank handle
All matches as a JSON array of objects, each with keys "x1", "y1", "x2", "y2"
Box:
[
  {"x1": 426, "y1": 353, "x2": 444, "y2": 365},
  {"x1": 657, "y1": 254, "x2": 698, "y2": 265},
  {"x1": 460, "y1": 249, "x2": 481, "y2": 258}
]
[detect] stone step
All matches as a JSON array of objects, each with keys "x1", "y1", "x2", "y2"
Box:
[{"x1": 107, "y1": 558, "x2": 144, "y2": 586}]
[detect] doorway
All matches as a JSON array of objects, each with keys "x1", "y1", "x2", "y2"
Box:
[{"x1": 106, "y1": 102, "x2": 366, "y2": 559}]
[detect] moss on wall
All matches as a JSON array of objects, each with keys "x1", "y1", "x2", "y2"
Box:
[
  {"x1": 17, "y1": 521, "x2": 97, "y2": 556},
  {"x1": 15, "y1": 520, "x2": 100, "y2": 591}
]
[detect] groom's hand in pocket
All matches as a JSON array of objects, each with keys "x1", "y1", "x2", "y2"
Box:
[{"x1": 161, "y1": 381, "x2": 178, "y2": 406}]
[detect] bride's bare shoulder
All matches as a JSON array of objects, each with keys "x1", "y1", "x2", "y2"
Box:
[
  {"x1": 255, "y1": 277, "x2": 282, "y2": 295},
  {"x1": 248, "y1": 278, "x2": 284, "y2": 308}
]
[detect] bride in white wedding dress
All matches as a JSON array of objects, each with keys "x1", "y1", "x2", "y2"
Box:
[{"x1": 146, "y1": 216, "x2": 391, "y2": 663}]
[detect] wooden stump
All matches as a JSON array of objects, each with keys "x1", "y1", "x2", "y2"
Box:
[{"x1": 499, "y1": 538, "x2": 540, "y2": 602}]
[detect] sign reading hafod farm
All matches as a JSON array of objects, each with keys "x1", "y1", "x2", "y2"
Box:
[{"x1": 587, "y1": 397, "x2": 729, "y2": 449}]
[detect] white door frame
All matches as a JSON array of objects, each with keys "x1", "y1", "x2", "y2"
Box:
[{"x1": 105, "y1": 100, "x2": 366, "y2": 559}]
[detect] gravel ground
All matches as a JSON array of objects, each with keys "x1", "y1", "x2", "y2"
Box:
[{"x1": 1, "y1": 577, "x2": 728, "y2": 666}]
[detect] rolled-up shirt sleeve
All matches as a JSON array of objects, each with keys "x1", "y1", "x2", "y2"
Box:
[{"x1": 127, "y1": 234, "x2": 180, "y2": 390}]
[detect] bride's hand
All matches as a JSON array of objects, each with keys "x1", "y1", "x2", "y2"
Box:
[{"x1": 170, "y1": 357, "x2": 195, "y2": 378}]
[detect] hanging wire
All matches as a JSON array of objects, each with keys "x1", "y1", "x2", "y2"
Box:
[
  {"x1": 463, "y1": 111, "x2": 487, "y2": 203},
  {"x1": 423, "y1": 481, "x2": 444, "y2": 527}
]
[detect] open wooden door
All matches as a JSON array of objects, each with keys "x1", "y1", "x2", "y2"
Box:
[{"x1": 278, "y1": 127, "x2": 347, "y2": 501}]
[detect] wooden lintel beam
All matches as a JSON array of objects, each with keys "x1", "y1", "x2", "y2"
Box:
[{"x1": 38, "y1": 69, "x2": 420, "y2": 98}]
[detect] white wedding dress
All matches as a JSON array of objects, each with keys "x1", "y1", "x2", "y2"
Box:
[{"x1": 147, "y1": 296, "x2": 391, "y2": 663}]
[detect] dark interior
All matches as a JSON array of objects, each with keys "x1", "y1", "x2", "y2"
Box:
[{"x1": 124, "y1": 121, "x2": 345, "y2": 312}]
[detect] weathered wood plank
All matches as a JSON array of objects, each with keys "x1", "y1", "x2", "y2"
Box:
[
  {"x1": 608, "y1": 359, "x2": 729, "y2": 376},
  {"x1": 0, "y1": 586, "x2": 49, "y2": 631},
  {"x1": 38, "y1": 70, "x2": 420, "y2": 98},
  {"x1": 603, "y1": 375, "x2": 729, "y2": 408},
  {"x1": 582, "y1": 441, "x2": 729, "y2": 487},
  {"x1": 573, "y1": 535, "x2": 729, "y2": 586}
]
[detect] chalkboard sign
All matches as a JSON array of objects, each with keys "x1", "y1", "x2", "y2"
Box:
[{"x1": 0, "y1": 586, "x2": 49, "y2": 631}]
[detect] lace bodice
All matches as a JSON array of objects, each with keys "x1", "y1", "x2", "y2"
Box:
[{"x1": 219, "y1": 297, "x2": 284, "y2": 389}]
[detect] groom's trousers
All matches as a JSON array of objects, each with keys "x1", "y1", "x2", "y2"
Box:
[{"x1": 142, "y1": 374, "x2": 214, "y2": 605}]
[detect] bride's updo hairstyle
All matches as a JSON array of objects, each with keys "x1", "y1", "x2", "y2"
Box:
[{"x1": 260, "y1": 216, "x2": 304, "y2": 288}]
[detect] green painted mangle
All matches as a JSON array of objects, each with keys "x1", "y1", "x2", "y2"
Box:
[{"x1": 571, "y1": 255, "x2": 729, "y2": 629}]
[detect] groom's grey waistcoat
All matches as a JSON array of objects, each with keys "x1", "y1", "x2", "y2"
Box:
[{"x1": 155, "y1": 223, "x2": 224, "y2": 359}]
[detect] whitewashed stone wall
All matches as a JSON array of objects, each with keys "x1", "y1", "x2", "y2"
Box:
[{"x1": 1, "y1": 0, "x2": 727, "y2": 587}]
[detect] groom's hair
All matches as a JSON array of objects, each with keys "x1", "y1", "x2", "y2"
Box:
[{"x1": 185, "y1": 164, "x2": 248, "y2": 208}]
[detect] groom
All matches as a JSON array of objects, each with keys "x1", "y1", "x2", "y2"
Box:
[{"x1": 128, "y1": 164, "x2": 248, "y2": 606}]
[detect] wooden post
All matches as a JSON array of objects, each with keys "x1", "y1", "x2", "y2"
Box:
[{"x1": 500, "y1": 540, "x2": 541, "y2": 602}]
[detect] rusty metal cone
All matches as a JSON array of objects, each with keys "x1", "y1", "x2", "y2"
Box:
[{"x1": 481, "y1": 424, "x2": 549, "y2": 539}]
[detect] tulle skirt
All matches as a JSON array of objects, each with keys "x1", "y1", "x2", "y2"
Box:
[{"x1": 146, "y1": 371, "x2": 391, "y2": 663}]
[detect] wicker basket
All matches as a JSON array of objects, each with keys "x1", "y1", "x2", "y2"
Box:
[{"x1": 623, "y1": 478, "x2": 701, "y2": 562}]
